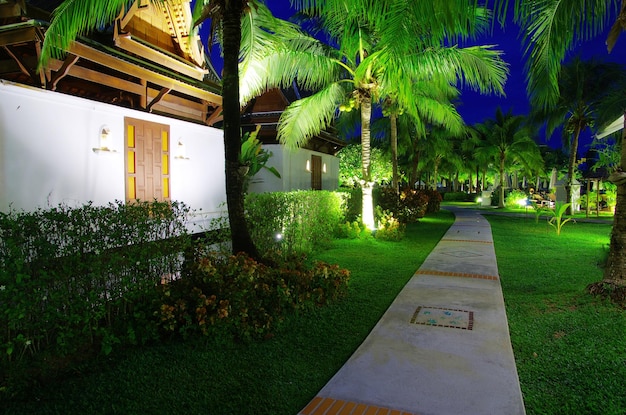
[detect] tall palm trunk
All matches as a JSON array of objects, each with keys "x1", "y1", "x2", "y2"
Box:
[
  {"x1": 499, "y1": 154, "x2": 506, "y2": 208},
  {"x1": 360, "y1": 93, "x2": 375, "y2": 229},
  {"x1": 566, "y1": 124, "x2": 582, "y2": 215},
  {"x1": 390, "y1": 113, "x2": 399, "y2": 194},
  {"x1": 223, "y1": 0, "x2": 259, "y2": 259},
  {"x1": 603, "y1": 114, "x2": 626, "y2": 285}
]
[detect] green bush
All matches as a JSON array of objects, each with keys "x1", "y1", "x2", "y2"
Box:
[
  {"x1": 0, "y1": 201, "x2": 191, "y2": 390},
  {"x1": 375, "y1": 187, "x2": 430, "y2": 223},
  {"x1": 580, "y1": 191, "x2": 598, "y2": 210},
  {"x1": 443, "y1": 192, "x2": 472, "y2": 202},
  {"x1": 505, "y1": 189, "x2": 528, "y2": 207},
  {"x1": 156, "y1": 251, "x2": 350, "y2": 341},
  {"x1": 337, "y1": 187, "x2": 362, "y2": 222},
  {"x1": 374, "y1": 207, "x2": 405, "y2": 241},
  {"x1": 245, "y1": 191, "x2": 345, "y2": 256},
  {"x1": 335, "y1": 220, "x2": 368, "y2": 239}
]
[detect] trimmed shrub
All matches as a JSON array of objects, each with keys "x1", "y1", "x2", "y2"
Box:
[
  {"x1": 0, "y1": 201, "x2": 191, "y2": 392},
  {"x1": 245, "y1": 191, "x2": 345, "y2": 256}
]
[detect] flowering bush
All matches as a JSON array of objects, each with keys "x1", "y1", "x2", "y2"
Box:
[
  {"x1": 156, "y1": 251, "x2": 350, "y2": 341},
  {"x1": 376, "y1": 187, "x2": 430, "y2": 223},
  {"x1": 374, "y1": 207, "x2": 405, "y2": 241}
]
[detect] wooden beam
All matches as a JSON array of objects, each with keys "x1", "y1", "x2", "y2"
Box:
[
  {"x1": 68, "y1": 40, "x2": 222, "y2": 106},
  {"x1": 119, "y1": 0, "x2": 140, "y2": 30},
  {"x1": 48, "y1": 59, "x2": 146, "y2": 95},
  {"x1": 50, "y1": 54, "x2": 79, "y2": 91},
  {"x1": 205, "y1": 106, "x2": 223, "y2": 126},
  {"x1": 114, "y1": 34, "x2": 207, "y2": 80},
  {"x1": 0, "y1": 26, "x2": 37, "y2": 47},
  {"x1": 2, "y1": 45, "x2": 32, "y2": 78},
  {"x1": 147, "y1": 87, "x2": 170, "y2": 112}
]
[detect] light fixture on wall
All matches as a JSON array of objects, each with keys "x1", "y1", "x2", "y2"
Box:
[
  {"x1": 305, "y1": 159, "x2": 311, "y2": 172},
  {"x1": 174, "y1": 140, "x2": 189, "y2": 160},
  {"x1": 322, "y1": 163, "x2": 327, "y2": 174},
  {"x1": 92, "y1": 125, "x2": 116, "y2": 153}
]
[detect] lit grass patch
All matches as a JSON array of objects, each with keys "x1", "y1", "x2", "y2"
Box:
[
  {"x1": 488, "y1": 215, "x2": 626, "y2": 415},
  {"x1": 2, "y1": 211, "x2": 454, "y2": 415}
]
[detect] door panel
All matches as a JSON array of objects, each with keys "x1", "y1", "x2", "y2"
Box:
[{"x1": 125, "y1": 117, "x2": 170, "y2": 202}]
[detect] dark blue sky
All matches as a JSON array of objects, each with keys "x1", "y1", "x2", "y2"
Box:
[{"x1": 206, "y1": 1, "x2": 626, "y2": 153}]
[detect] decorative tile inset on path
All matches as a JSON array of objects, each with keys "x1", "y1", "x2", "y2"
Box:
[
  {"x1": 441, "y1": 250, "x2": 483, "y2": 258},
  {"x1": 411, "y1": 306, "x2": 474, "y2": 330}
]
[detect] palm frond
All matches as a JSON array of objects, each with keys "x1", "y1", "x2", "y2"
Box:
[
  {"x1": 409, "y1": 46, "x2": 508, "y2": 96},
  {"x1": 514, "y1": 0, "x2": 620, "y2": 109},
  {"x1": 40, "y1": 0, "x2": 129, "y2": 66},
  {"x1": 277, "y1": 82, "x2": 346, "y2": 148}
]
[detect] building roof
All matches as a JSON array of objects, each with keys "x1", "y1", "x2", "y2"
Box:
[{"x1": 0, "y1": 0, "x2": 223, "y2": 125}]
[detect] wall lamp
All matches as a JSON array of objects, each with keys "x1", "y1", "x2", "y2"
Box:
[{"x1": 92, "y1": 125, "x2": 116, "y2": 153}]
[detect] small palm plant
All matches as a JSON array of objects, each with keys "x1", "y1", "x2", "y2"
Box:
[{"x1": 547, "y1": 202, "x2": 574, "y2": 235}]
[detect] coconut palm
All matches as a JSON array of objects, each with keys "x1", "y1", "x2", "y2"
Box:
[
  {"x1": 507, "y1": 0, "x2": 626, "y2": 289},
  {"x1": 39, "y1": 0, "x2": 299, "y2": 259},
  {"x1": 242, "y1": 0, "x2": 508, "y2": 229},
  {"x1": 530, "y1": 57, "x2": 626, "y2": 214},
  {"x1": 475, "y1": 108, "x2": 543, "y2": 208},
  {"x1": 381, "y1": 80, "x2": 463, "y2": 194}
]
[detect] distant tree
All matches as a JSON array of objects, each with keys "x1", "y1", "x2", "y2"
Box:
[
  {"x1": 475, "y1": 108, "x2": 543, "y2": 208},
  {"x1": 530, "y1": 58, "x2": 626, "y2": 214}
]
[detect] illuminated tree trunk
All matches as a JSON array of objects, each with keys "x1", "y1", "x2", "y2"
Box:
[
  {"x1": 222, "y1": 0, "x2": 259, "y2": 259},
  {"x1": 602, "y1": 113, "x2": 626, "y2": 286},
  {"x1": 390, "y1": 113, "x2": 399, "y2": 193},
  {"x1": 360, "y1": 92, "x2": 375, "y2": 229},
  {"x1": 565, "y1": 123, "x2": 582, "y2": 215}
]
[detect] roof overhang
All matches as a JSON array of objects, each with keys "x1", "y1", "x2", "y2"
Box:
[{"x1": 596, "y1": 114, "x2": 624, "y2": 139}]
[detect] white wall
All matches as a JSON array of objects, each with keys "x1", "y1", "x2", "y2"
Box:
[
  {"x1": 248, "y1": 144, "x2": 339, "y2": 193},
  {"x1": 0, "y1": 80, "x2": 226, "y2": 232}
]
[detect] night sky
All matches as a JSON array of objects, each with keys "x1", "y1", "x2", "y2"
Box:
[{"x1": 205, "y1": 1, "x2": 626, "y2": 154}]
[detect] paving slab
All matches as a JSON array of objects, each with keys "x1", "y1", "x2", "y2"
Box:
[{"x1": 298, "y1": 206, "x2": 525, "y2": 415}]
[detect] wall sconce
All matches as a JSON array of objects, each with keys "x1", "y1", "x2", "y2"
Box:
[
  {"x1": 305, "y1": 159, "x2": 311, "y2": 172},
  {"x1": 93, "y1": 125, "x2": 116, "y2": 153},
  {"x1": 174, "y1": 140, "x2": 189, "y2": 160},
  {"x1": 322, "y1": 163, "x2": 327, "y2": 173}
]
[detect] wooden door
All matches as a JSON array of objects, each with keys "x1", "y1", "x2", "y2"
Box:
[
  {"x1": 125, "y1": 117, "x2": 170, "y2": 202},
  {"x1": 311, "y1": 155, "x2": 322, "y2": 190}
]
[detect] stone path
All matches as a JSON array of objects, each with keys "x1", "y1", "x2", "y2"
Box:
[{"x1": 297, "y1": 206, "x2": 525, "y2": 415}]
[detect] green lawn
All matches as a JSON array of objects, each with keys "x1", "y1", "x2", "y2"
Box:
[
  {"x1": 487, "y1": 214, "x2": 626, "y2": 415},
  {"x1": 4, "y1": 210, "x2": 625, "y2": 415},
  {"x1": 2, "y1": 212, "x2": 454, "y2": 415}
]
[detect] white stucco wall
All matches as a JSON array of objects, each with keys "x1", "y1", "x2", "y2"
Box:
[
  {"x1": 248, "y1": 144, "x2": 339, "y2": 193},
  {"x1": 0, "y1": 80, "x2": 226, "y2": 232}
]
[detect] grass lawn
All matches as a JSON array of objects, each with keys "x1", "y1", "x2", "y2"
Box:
[
  {"x1": 3, "y1": 211, "x2": 454, "y2": 415},
  {"x1": 487, "y1": 214, "x2": 626, "y2": 415},
  {"x1": 4, "y1": 209, "x2": 624, "y2": 415}
]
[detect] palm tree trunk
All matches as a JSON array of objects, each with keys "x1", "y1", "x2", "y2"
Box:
[
  {"x1": 360, "y1": 93, "x2": 375, "y2": 229},
  {"x1": 223, "y1": 0, "x2": 259, "y2": 259},
  {"x1": 602, "y1": 114, "x2": 626, "y2": 286},
  {"x1": 499, "y1": 155, "x2": 505, "y2": 208},
  {"x1": 390, "y1": 113, "x2": 399, "y2": 194},
  {"x1": 566, "y1": 126, "x2": 582, "y2": 215}
]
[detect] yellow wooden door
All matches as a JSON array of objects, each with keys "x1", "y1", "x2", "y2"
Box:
[{"x1": 125, "y1": 117, "x2": 170, "y2": 202}]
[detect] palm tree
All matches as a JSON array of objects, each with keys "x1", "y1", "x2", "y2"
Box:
[
  {"x1": 506, "y1": 0, "x2": 626, "y2": 289},
  {"x1": 39, "y1": 0, "x2": 296, "y2": 259},
  {"x1": 381, "y1": 81, "x2": 463, "y2": 194},
  {"x1": 530, "y1": 57, "x2": 626, "y2": 214},
  {"x1": 242, "y1": 0, "x2": 508, "y2": 229},
  {"x1": 475, "y1": 108, "x2": 543, "y2": 208}
]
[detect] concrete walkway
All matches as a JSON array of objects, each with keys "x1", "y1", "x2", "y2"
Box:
[{"x1": 298, "y1": 206, "x2": 525, "y2": 415}]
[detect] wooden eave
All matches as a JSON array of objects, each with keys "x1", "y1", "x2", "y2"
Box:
[
  {"x1": 68, "y1": 39, "x2": 221, "y2": 106},
  {"x1": 114, "y1": 34, "x2": 207, "y2": 81},
  {"x1": 0, "y1": 20, "x2": 222, "y2": 124}
]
